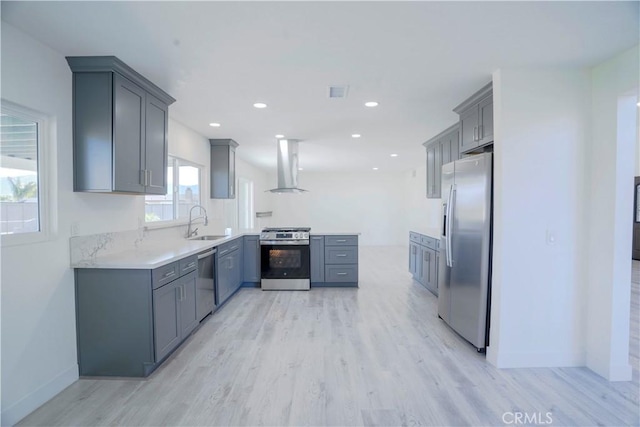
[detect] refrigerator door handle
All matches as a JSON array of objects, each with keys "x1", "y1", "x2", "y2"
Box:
[{"x1": 446, "y1": 184, "x2": 455, "y2": 267}]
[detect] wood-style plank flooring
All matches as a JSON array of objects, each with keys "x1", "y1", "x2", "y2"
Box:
[{"x1": 18, "y1": 248, "x2": 640, "y2": 426}]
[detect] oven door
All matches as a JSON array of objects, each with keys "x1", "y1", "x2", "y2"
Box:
[{"x1": 260, "y1": 243, "x2": 310, "y2": 280}]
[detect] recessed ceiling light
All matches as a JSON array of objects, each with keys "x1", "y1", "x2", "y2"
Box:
[
  {"x1": 351, "y1": 134, "x2": 361, "y2": 138},
  {"x1": 209, "y1": 122, "x2": 221, "y2": 127},
  {"x1": 253, "y1": 102, "x2": 267, "y2": 109},
  {"x1": 298, "y1": 168, "x2": 303, "y2": 171},
  {"x1": 390, "y1": 153, "x2": 398, "y2": 157},
  {"x1": 365, "y1": 101, "x2": 379, "y2": 108},
  {"x1": 372, "y1": 167, "x2": 379, "y2": 171},
  {"x1": 275, "y1": 134, "x2": 285, "y2": 138}
]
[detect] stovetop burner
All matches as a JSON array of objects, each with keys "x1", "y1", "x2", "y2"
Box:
[
  {"x1": 262, "y1": 227, "x2": 311, "y2": 233},
  {"x1": 260, "y1": 227, "x2": 311, "y2": 242}
]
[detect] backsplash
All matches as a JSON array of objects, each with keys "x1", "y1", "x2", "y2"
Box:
[{"x1": 69, "y1": 225, "x2": 186, "y2": 266}]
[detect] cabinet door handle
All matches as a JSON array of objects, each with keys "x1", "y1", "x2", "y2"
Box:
[
  {"x1": 147, "y1": 170, "x2": 152, "y2": 186},
  {"x1": 163, "y1": 270, "x2": 176, "y2": 279},
  {"x1": 336, "y1": 239, "x2": 347, "y2": 243},
  {"x1": 185, "y1": 262, "x2": 196, "y2": 269},
  {"x1": 336, "y1": 254, "x2": 347, "y2": 257},
  {"x1": 219, "y1": 249, "x2": 229, "y2": 256},
  {"x1": 473, "y1": 127, "x2": 477, "y2": 141},
  {"x1": 140, "y1": 170, "x2": 146, "y2": 186},
  {"x1": 337, "y1": 272, "x2": 348, "y2": 276},
  {"x1": 479, "y1": 125, "x2": 483, "y2": 140}
]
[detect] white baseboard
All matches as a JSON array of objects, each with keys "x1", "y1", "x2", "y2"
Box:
[{"x1": 1, "y1": 364, "x2": 78, "y2": 426}]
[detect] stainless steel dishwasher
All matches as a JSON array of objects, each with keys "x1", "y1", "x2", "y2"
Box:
[{"x1": 196, "y1": 248, "x2": 216, "y2": 321}]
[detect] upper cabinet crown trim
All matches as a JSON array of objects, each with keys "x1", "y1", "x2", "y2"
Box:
[
  {"x1": 209, "y1": 139, "x2": 239, "y2": 148},
  {"x1": 452, "y1": 81, "x2": 492, "y2": 114},
  {"x1": 66, "y1": 56, "x2": 176, "y2": 106},
  {"x1": 422, "y1": 122, "x2": 459, "y2": 147}
]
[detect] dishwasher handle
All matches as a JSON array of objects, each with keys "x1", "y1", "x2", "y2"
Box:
[{"x1": 197, "y1": 249, "x2": 217, "y2": 259}]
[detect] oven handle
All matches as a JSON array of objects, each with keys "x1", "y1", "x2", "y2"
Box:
[{"x1": 259, "y1": 240, "x2": 310, "y2": 246}]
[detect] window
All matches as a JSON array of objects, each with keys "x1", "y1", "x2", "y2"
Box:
[
  {"x1": 145, "y1": 156, "x2": 202, "y2": 223},
  {"x1": 0, "y1": 100, "x2": 48, "y2": 241}
]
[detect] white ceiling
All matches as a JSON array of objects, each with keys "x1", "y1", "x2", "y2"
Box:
[{"x1": 2, "y1": 1, "x2": 638, "y2": 173}]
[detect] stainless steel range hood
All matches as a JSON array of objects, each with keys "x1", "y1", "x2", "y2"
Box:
[{"x1": 268, "y1": 139, "x2": 308, "y2": 193}]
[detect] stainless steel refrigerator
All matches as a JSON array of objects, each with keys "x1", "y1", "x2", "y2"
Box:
[{"x1": 438, "y1": 152, "x2": 492, "y2": 350}]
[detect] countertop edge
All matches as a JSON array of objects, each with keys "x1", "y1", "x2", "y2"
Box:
[{"x1": 72, "y1": 232, "x2": 258, "y2": 270}]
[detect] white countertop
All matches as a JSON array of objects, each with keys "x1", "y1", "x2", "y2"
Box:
[
  {"x1": 73, "y1": 230, "x2": 361, "y2": 269},
  {"x1": 72, "y1": 232, "x2": 256, "y2": 269}
]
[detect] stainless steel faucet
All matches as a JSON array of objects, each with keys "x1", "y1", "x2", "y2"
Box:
[{"x1": 186, "y1": 204, "x2": 208, "y2": 238}]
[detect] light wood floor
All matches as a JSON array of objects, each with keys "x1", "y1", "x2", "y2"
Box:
[{"x1": 18, "y1": 248, "x2": 639, "y2": 426}]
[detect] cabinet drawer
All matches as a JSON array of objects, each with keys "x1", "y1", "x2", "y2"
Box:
[
  {"x1": 420, "y1": 235, "x2": 437, "y2": 250},
  {"x1": 152, "y1": 262, "x2": 179, "y2": 289},
  {"x1": 179, "y1": 255, "x2": 197, "y2": 275},
  {"x1": 325, "y1": 246, "x2": 358, "y2": 264},
  {"x1": 325, "y1": 265, "x2": 358, "y2": 283},
  {"x1": 409, "y1": 232, "x2": 421, "y2": 243},
  {"x1": 325, "y1": 235, "x2": 358, "y2": 246},
  {"x1": 217, "y1": 239, "x2": 241, "y2": 257}
]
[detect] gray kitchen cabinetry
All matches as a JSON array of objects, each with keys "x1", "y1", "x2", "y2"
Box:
[
  {"x1": 323, "y1": 235, "x2": 359, "y2": 286},
  {"x1": 216, "y1": 239, "x2": 243, "y2": 306},
  {"x1": 153, "y1": 269, "x2": 198, "y2": 362},
  {"x1": 408, "y1": 232, "x2": 439, "y2": 296},
  {"x1": 310, "y1": 236, "x2": 325, "y2": 283},
  {"x1": 243, "y1": 235, "x2": 260, "y2": 285},
  {"x1": 67, "y1": 56, "x2": 175, "y2": 194},
  {"x1": 74, "y1": 254, "x2": 197, "y2": 377},
  {"x1": 210, "y1": 139, "x2": 239, "y2": 199},
  {"x1": 423, "y1": 123, "x2": 460, "y2": 199},
  {"x1": 453, "y1": 82, "x2": 493, "y2": 154},
  {"x1": 310, "y1": 235, "x2": 358, "y2": 287}
]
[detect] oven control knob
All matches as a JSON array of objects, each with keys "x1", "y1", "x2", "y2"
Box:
[{"x1": 295, "y1": 233, "x2": 300, "y2": 238}]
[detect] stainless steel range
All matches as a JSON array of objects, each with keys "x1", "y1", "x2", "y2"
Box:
[{"x1": 260, "y1": 227, "x2": 311, "y2": 290}]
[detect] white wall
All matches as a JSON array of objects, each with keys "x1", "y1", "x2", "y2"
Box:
[
  {"x1": 402, "y1": 164, "x2": 442, "y2": 239},
  {"x1": 585, "y1": 46, "x2": 639, "y2": 380},
  {"x1": 488, "y1": 68, "x2": 590, "y2": 368},
  {"x1": 268, "y1": 171, "x2": 405, "y2": 245},
  {"x1": 0, "y1": 23, "x2": 265, "y2": 425}
]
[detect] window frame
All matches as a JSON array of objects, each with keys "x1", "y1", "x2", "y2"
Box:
[
  {"x1": 0, "y1": 99, "x2": 51, "y2": 247},
  {"x1": 144, "y1": 155, "x2": 203, "y2": 228}
]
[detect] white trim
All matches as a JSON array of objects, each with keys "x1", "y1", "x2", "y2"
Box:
[
  {"x1": 0, "y1": 99, "x2": 53, "y2": 247},
  {"x1": 0, "y1": 364, "x2": 78, "y2": 426}
]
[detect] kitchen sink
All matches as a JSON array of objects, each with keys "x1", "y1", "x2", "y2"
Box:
[{"x1": 189, "y1": 235, "x2": 227, "y2": 241}]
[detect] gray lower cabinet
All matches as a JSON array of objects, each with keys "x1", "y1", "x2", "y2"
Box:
[
  {"x1": 153, "y1": 271, "x2": 198, "y2": 362},
  {"x1": 310, "y1": 236, "x2": 325, "y2": 283},
  {"x1": 216, "y1": 240, "x2": 243, "y2": 306},
  {"x1": 67, "y1": 56, "x2": 175, "y2": 194},
  {"x1": 243, "y1": 235, "x2": 260, "y2": 284},
  {"x1": 408, "y1": 232, "x2": 439, "y2": 296},
  {"x1": 310, "y1": 235, "x2": 358, "y2": 287},
  {"x1": 210, "y1": 139, "x2": 239, "y2": 199},
  {"x1": 324, "y1": 235, "x2": 359, "y2": 286},
  {"x1": 423, "y1": 123, "x2": 459, "y2": 199},
  {"x1": 75, "y1": 257, "x2": 197, "y2": 377},
  {"x1": 453, "y1": 82, "x2": 493, "y2": 155}
]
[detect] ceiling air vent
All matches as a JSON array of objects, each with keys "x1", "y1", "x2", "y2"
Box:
[{"x1": 328, "y1": 85, "x2": 349, "y2": 99}]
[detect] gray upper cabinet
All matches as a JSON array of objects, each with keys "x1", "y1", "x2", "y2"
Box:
[
  {"x1": 423, "y1": 123, "x2": 459, "y2": 199},
  {"x1": 453, "y1": 82, "x2": 493, "y2": 154},
  {"x1": 67, "y1": 56, "x2": 175, "y2": 194},
  {"x1": 210, "y1": 139, "x2": 239, "y2": 199}
]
